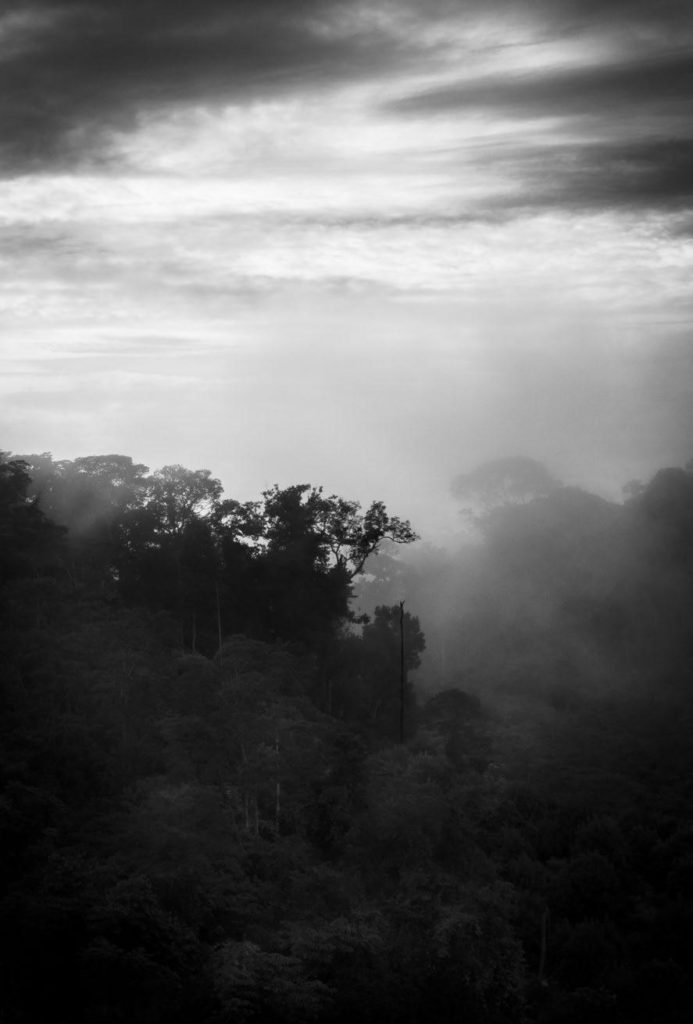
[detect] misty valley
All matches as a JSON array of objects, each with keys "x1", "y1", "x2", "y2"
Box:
[{"x1": 1, "y1": 450, "x2": 692, "y2": 1024}]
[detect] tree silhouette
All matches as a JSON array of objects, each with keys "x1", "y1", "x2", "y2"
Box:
[{"x1": 451, "y1": 456, "x2": 558, "y2": 525}]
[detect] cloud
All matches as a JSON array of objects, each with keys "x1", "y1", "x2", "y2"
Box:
[
  {"x1": 0, "y1": 0, "x2": 428, "y2": 173},
  {"x1": 388, "y1": 51, "x2": 693, "y2": 119},
  {"x1": 476, "y1": 136, "x2": 693, "y2": 215},
  {"x1": 546, "y1": 0, "x2": 693, "y2": 35},
  {"x1": 3, "y1": 0, "x2": 691, "y2": 190},
  {"x1": 2, "y1": 0, "x2": 691, "y2": 546},
  {"x1": 386, "y1": 44, "x2": 693, "y2": 215}
]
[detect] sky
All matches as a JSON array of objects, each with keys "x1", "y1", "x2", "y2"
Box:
[{"x1": 2, "y1": 0, "x2": 693, "y2": 541}]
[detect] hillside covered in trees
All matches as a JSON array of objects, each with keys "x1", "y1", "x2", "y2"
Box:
[{"x1": 1, "y1": 450, "x2": 692, "y2": 1023}]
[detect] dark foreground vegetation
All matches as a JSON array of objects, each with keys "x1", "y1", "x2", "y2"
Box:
[{"x1": 1, "y1": 450, "x2": 692, "y2": 1023}]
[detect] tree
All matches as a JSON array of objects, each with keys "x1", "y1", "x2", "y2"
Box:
[
  {"x1": 0, "y1": 452, "x2": 65, "y2": 585},
  {"x1": 312, "y1": 494, "x2": 419, "y2": 579},
  {"x1": 12, "y1": 453, "x2": 151, "y2": 585},
  {"x1": 212, "y1": 939, "x2": 330, "y2": 1023},
  {"x1": 636, "y1": 466, "x2": 693, "y2": 567},
  {"x1": 17, "y1": 452, "x2": 148, "y2": 534},
  {"x1": 233, "y1": 485, "x2": 418, "y2": 646},
  {"x1": 451, "y1": 457, "x2": 558, "y2": 525},
  {"x1": 331, "y1": 605, "x2": 425, "y2": 735},
  {"x1": 112, "y1": 466, "x2": 223, "y2": 646},
  {"x1": 0, "y1": 452, "x2": 33, "y2": 509},
  {"x1": 420, "y1": 689, "x2": 490, "y2": 772},
  {"x1": 482, "y1": 486, "x2": 618, "y2": 590},
  {"x1": 144, "y1": 465, "x2": 223, "y2": 539},
  {"x1": 260, "y1": 485, "x2": 418, "y2": 579}
]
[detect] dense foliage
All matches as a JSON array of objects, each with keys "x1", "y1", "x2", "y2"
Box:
[{"x1": 1, "y1": 450, "x2": 692, "y2": 1022}]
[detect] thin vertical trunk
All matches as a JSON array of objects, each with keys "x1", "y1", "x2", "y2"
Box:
[{"x1": 399, "y1": 600, "x2": 406, "y2": 744}]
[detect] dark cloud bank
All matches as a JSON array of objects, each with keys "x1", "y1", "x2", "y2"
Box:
[
  {"x1": 388, "y1": 42, "x2": 693, "y2": 216},
  {"x1": 0, "y1": 0, "x2": 413, "y2": 171},
  {"x1": 2, "y1": 0, "x2": 692, "y2": 214}
]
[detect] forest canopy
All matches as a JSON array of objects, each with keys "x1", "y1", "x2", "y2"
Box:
[
  {"x1": 7, "y1": 452, "x2": 418, "y2": 650},
  {"x1": 1, "y1": 448, "x2": 692, "y2": 1024}
]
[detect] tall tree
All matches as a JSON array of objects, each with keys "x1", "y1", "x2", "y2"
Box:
[
  {"x1": 115, "y1": 466, "x2": 223, "y2": 644},
  {"x1": 330, "y1": 605, "x2": 425, "y2": 735},
  {"x1": 240, "y1": 485, "x2": 419, "y2": 646},
  {"x1": 451, "y1": 456, "x2": 558, "y2": 525},
  {"x1": 17, "y1": 452, "x2": 148, "y2": 534},
  {"x1": 144, "y1": 465, "x2": 223, "y2": 539},
  {"x1": 0, "y1": 452, "x2": 65, "y2": 585},
  {"x1": 260, "y1": 485, "x2": 418, "y2": 579}
]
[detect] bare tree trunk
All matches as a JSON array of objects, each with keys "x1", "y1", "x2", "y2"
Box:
[{"x1": 399, "y1": 600, "x2": 406, "y2": 744}]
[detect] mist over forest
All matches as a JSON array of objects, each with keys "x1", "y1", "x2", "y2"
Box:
[
  {"x1": 2, "y1": 446, "x2": 692, "y2": 1023},
  {"x1": 2, "y1": 0, "x2": 693, "y2": 1018}
]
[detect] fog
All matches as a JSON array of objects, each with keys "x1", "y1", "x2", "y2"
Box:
[{"x1": 4, "y1": 288, "x2": 692, "y2": 547}]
